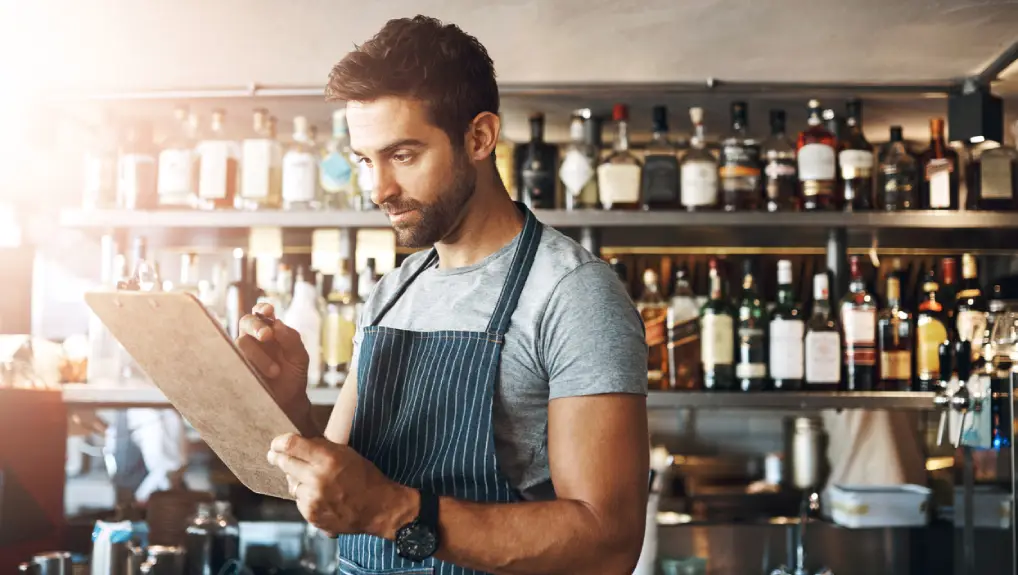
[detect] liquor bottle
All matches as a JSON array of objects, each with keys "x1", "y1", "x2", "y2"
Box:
[
  {"x1": 318, "y1": 109, "x2": 357, "y2": 210},
  {"x1": 840, "y1": 255, "x2": 878, "y2": 391},
  {"x1": 761, "y1": 110, "x2": 799, "y2": 212},
  {"x1": 494, "y1": 115, "x2": 516, "y2": 200},
  {"x1": 83, "y1": 123, "x2": 119, "y2": 210},
  {"x1": 116, "y1": 121, "x2": 158, "y2": 210},
  {"x1": 175, "y1": 253, "x2": 200, "y2": 297},
  {"x1": 680, "y1": 107, "x2": 719, "y2": 211},
  {"x1": 516, "y1": 113, "x2": 558, "y2": 209},
  {"x1": 941, "y1": 257, "x2": 958, "y2": 328},
  {"x1": 719, "y1": 102, "x2": 762, "y2": 211},
  {"x1": 805, "y1": 272, "x2": 842, "y2": 391},
  {"x1": 877, "y1": 126, "x2": 918, "y2": 211},
  {"x1": 666, "y1": 268, "x2": 702, "y2": 390},
  {"x1": 196, "y1": 109, "x2": 240, "y2": 210},
  {"x1": 323, "y1": 258, "x2": 358, "y2": 387},
  {"x1": 637, "y1": 269, "x2": 669, "y2": 389},
  {"x1": 955, "y1": 253, "x2": 989, "y2": 361},
  {"x1": 282, "y1": 116, "x2": 321, "y2": 210},
  {"x1": 701, "y1": 259, "x2": 736, "y2": 391},
  {"x1": 560, "y1": 110, "x2": 598, "y2": 211},
  {"x1": 358, "y1": 257, "x2": 379, "y2": 302},
  {"x1": 796, "y1": 99, "x2": 838, "y2": 211},
  {"x1": 769, "y1": 260, "x2": 805, "y2": 390},
  {"x1": 915, "y1": 271, "x2": 949, "y2": 391},
  {"x1": 839, "y1": 99, "x2": 874, "y2": 211},
  {"x1": 641, "y1": 106, "x2": 681, "y2": 210},
  {"x1": 965, "y1": 120, "x2": 1018, "y2": 211},
  {"x1": 224, "y1": 249, "x2": 252, "y2": 341},
  {"x1": 918, "y1": 117, "x2": 959, "y2": 210},
  {"x1": 877, "y1": 274, "x2": 913, "y2": 391},
  {"x1": 284, "y1": 276, "x2": 323, "y2": 386},
  {"x1": 735, "y1": 259, "x2": 767, "y2": 391},
  {"x1": 157, "y1": 107, "x2": 198, "y2": 209},
  {"x1": 579, "y1": 115, "x2": 603, "y2": 209},
  {"x1": 597, "y1": 104, "x2": 642, "y2": 210},
  {"x1": 238, "y1": 108, "x2": 283, "y2": 211}
]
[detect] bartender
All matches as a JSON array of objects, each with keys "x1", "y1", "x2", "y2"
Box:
[{"x1": 237, "y1": 15, "x2": 650, "y2": 575}]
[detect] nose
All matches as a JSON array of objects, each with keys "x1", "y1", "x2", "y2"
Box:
[{"x1": 370, "y1": 164, "x2": 399, "y2": 207}]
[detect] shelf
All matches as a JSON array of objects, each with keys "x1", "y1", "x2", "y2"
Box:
[
  {"x1": 647, "y1": 390, "x2": 936, "y2": 411},
  {"x1": 61, "y1": 384, "x2": 341, "y2": 408},
  {"x1": 58, "y1": 209, "x2": 1018, "y2": 230}
]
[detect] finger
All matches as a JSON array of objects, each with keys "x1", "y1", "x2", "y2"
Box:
[
  {"x1": 239, "y1": 313, "x2": 274, "y2": 342},
  {"x1": 270, "y1": 433, "x2": 326, "y2": 460},
  {"x1": 237, "y1": 335, "x2": 281, "y2": 378},
  {"x1": 253, "y1": 302, "x2": 276, "y2": 319},
  {"x1": 287, "y1": 474, "x2": 299, "y2": 498},
  {"x1": 269, "y1": 451, "x2": 317, "y2": 483},
  {"x1": 268, "y1": 320, "x2": 308, "y2": 356}
]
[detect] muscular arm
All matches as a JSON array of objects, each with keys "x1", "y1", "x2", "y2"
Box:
[{"x1": 324, "y1": 371, "x2": 358, "y2": 444}]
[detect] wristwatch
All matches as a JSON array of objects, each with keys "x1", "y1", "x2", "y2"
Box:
[{"x1": 395, "y1": 490, "x2": 440, "y2": 562}]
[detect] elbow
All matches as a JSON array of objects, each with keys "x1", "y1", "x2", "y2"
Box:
[{"x1": 593, "y1": 512, "x2": 646, "y2": 574}]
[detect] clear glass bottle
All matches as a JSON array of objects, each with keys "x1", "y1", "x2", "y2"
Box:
[
  {"x1": 761, "y1": 110, "x2": 799, "y2": 212},
  {"x1": 877, "y1": 126, "x2": 918, "y2": 211},
  {"x1": 516, "y1": 113, "x2": 558, "y2": 209},
  {"x1": 735, "y1": 259, "x2": 767, "y2": 391},
  {"x1": 680, "y1": 107, "x2": 719, "y2": 211},
  {"x1": 116, "y1": 121, "x2": 158, "y2": 210},
  {"x1": 769, "y1": 259, "x2": 804, "y2": 390},
  {"x1": 282, "y1": 116, "x2": 322, "y2": 210},
  {"x1": 196, "y1": 109, "x2": 241, "y2": 210},
  {"x1": 804, "y1": 272, "x2": 842, "y2": 391},
  {"x1": 285, "y1": 275, "x2": 323, "y2": 387},
  {"x1": 877, "y1": 275, "x2": 913, "y2": 391},
  {"x1": 641, "y1": 105, "x2": 681, "y2": 210},
  {"x1": 597, "y1": 104, "x2": 642, "y2": 210},
  {"x1": 156, "y1": 107, "x2": 198, "y2": 209},
  {"x1": 239, "y1": 108, "x2": 283, "y2": 210},
  {"x1": 357, "y1": 257, "x2": 379, "y2": 302},
  {"x1": 319, "y1": 108, "x2": 358, "y2": 210},
  {"x1": 637, "y1": 268, "x2": 669, "y2": 389},
  {"x1": 701, "y1": 259, "x2": 736, "y2": 391},
  {"x1": 796, "y1": 99, "x2": 839, "y2": 211},
  {"x1": 840, "y1": 255, "x2": 878, "y2": 391},
  {"x1": 918, "y1": 117, "x2": 960, "y2": 210},
  {"x1": 839, "y1": 99, "x2": 874, "y2": 211},
  {"x1": 560, "y1": 110, "x2": 598, "y2": 211},
  {"x1": 667, "y1": 268, "x2": 702, "y2": 390},
  {"x1": 719, "y1": 101, "x2": 761, "y2": 211},
  {"x1": 323, "y1": 258, "x2": 357, "y2": 388},
  {"x1": 965, "y1": 120, "x2": 1018, "y2": 211},
  {"x1": 224, "y1": 248, "x2": 251, "y2": 341}
]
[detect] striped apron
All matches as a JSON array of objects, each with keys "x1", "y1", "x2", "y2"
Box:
[{"x1": 337, "y1": 205, "x2": 543, "y2": 575}]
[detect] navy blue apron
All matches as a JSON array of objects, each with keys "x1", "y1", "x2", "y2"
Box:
[{"x1": 337, "y1": 205, "x2": 543, "y2": 575}]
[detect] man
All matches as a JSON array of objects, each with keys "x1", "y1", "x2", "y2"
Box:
[{"x1": 238, "y1": 15, "x2": 649, "y2": 575}]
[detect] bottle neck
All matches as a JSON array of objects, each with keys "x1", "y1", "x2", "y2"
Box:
[
  {"x1": 813, "y1": 298, "x2": 830, "y2": 316},
  {"x1": 530, "y1": 120, "x2": 544, "y2": 142},
  {"x1": 709, "y1": 274, "x2": 723, "y2": 300},
  {"x1": 776, "y1": 284, "x2": 795, "y2": 305},
  {"x1": 614, "y1": 121, "x2": 630, "y2": 151},
  {"x1": 693, "y1": 123, "x2": 706, "y2": 149}
]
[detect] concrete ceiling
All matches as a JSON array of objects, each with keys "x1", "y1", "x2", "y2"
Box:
[{"x1": 11, "y1": 0, "x2": 1018, "y2": 94}]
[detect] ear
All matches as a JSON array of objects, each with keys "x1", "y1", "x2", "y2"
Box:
[{"x1": 465, "y1": 111, "x2": 500, "y2": 162}]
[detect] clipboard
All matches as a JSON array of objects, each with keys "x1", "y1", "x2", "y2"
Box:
[{"x1": 85, "y1": 290, "x2": 316, "y2": 500}]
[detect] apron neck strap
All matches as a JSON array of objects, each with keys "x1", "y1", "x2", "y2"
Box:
[{"x1": 485, "y1": 203, "x2": 542, "y2": 336}]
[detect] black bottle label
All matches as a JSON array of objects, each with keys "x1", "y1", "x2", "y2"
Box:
[
  {"x1": 720, "y1": 144, "x2": 761, "y2": 192},
  {"x1": 521, "y1": 158, "x2": 555, "y2": 206},
  {"x1": 642, "y1": 155, "x2": 680, "y2": 203}
]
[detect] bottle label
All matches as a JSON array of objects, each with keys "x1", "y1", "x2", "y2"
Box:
[
  {"x1": 700, "y1": 314, "x2": 733, "y2": 367},
  {"x1": 841, "y1": 306, "x2": 877, "y2": 365},
  {"x1": 522, "y1": 158, "x2": 557, "y2": 202},
  {"x1": 320, "y1": 151, "x2": 353, "y2": 193},
  {"x1": 641, "y1": 155, "x2": 680, "y2": 203},
  {"x1": 644, "y1": 310, "x2": 667, "y2": 348},
  {"x1": 981, "y1": 154, "x2": 1012, "y2": 200},
  {"x1": 680, "y1": 160, "x2": 718, "y2": 207},
  {"x1": 559, "y1": 149, "x2": 595, "y2": 196},
  {"x1": 667, "y1": 315, "x2": 701, "y2": 389},
  {"x1": 764, "y1": 158, "x2": 797, "y2": 200},
  {"x1": 241, "y1": 140, "x2": 276, "y2": 199},
  {"x1": 928, "y1": 159, "x2": 952, "y2": 208},
  {"x1": 769, "y1": 318, "x2": 805, "y2": 379},
  {"x1": 881, "y1": 164, "x2": 917, "y2": 207},
  {"x1": 719, "y1": 144, "x2": 761, "y2": 192},
  {"x1": 323, "y1": 311, "x2": 356, "y2": 365},
  {"x1": 916, "y1": 316, "x2": 948, "y2": 380},
  {"x1": 880, "y1": 350, "x2": 912, "y2": 381},
  {"x1": 839, "y1": 149, "x2": 873, "y2": 179},
  {"x1": 282, "y1": 151, "x2": 318, "y2": 202},
  {"x1": 198, "y1": 143, "x2": 230, "y2": 199},
  {"x1": 157, "y1": 149, "x2": 194, "y2": 197},
  {"x1": 957, "y1": 309, "x2": 988, "y2": 351},
  {"x1": 597, "y1": 163, "x2": 641, "y2": 206},
  {"x1": 797, "y1": 143, "x2": 836, "y2": 181},
  {"x1": 736, "y1": 327, "x2": 766, "y2": 378},
  {"x1": 117, "y1": 154, "x2": 156, "y2": 209},
  {"x1": 805, "y1": 331, "x2": 841, "y2": 384}
]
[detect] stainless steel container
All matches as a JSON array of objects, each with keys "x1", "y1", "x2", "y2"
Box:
[
  {"x1": 31, "y1": 552, "x2": 73, "y2": 575},
  {"x1": 138, "y1": 546, "x2": 185, "y2": 575},
  {"x1": 791, "y1": 416, "x2": 822, "y2": 490}
]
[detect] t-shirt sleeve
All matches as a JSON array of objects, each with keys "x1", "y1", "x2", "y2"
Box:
[{"x1": 539, "y1": 260, "x2": 648, "y2": 400}]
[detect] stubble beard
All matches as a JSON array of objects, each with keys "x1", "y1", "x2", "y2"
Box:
[{"x1": 389, "y1": 153, "x2": 477, "y2": 248}]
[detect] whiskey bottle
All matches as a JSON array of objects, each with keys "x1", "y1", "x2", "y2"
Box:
[
  {"x1": 941, "y1": 257, "x2": 958, "y2": 329},
  {"x1": 915, "y1": 271, "x2": 949, "y2": 391},
  {"x1": 517, "y1": 113, "x2": 558, "y2": 209},
  {"x1": 637, "y1": 268, "x2": 669, "y2": 389},
  {"x1": 597, "y1": 105, "x2": 642, "y2": 210},
  {"x1": 157, "y1": 107, "x2": 198, "y2": 209},
  {"x1": 701, "y1": 259, "x2": 736, "y2": 391},
  {"x1": 965, "y1": 120, "x2": 1018, "y2": 211},
  {"x1": 560, "y1": 110, "x2": 598, "y2": 210},
  {"x1": 877, "y1": 274, "x2": 913, "y2": 391},
  {"x1": 719, "y1": 101, "x2": 762, "y2": 211},
  {"x1": 877, "y1": 126, "x2": 918, "y2": 210},
  {"x1": 797, "y1": 99, "x2": 839, "y2": 211},
  {"x1": 318, "y1": 109, "x2": 357, "y2": 210},
  {"x1": 641, "y1": 106, "x2": 681, "y2": 210},
  {"x1": 769, "y1": 260, "x2": 804, "y2": 390},
  {"x1": 761, "y1": 110, "x2": 799, "y2": 212},
  {"x1": 955, "y1": 253, "x2": 989, "y2": 361},
  {"x1": 667, "y1": 268, "x2": 702, "y2": 390},
  {"x1": 282, "y1": 116, "x2": 321, "y2": 210},
  {"x1": 805, "y1": 272, "x2": 842, "y2": 391},
  {"x1": 196, "y1": 109, "x2": 241, "y2": 210},
  {"x1": 839, "y1": 99, "x2": 874, "y2": 211},
  {"x1": 238, "y1": 108, "x2": 284, "y2": 210},
  {"x1": 918, "y1": 117, "x2": 959, "y2": 210},
  {"x1": 840, "y1": 255, "x2": 878, "y2": 391},
  {"x1": 680, "y1": 107, "x2": 719, "y2": 211},
  {"x1": 735, "y1": 259, "x2": 767, "y2": 391}
]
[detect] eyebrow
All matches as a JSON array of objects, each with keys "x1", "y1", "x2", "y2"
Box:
[{"x1": 352, "y1": 139, "x2": 427, "y2": 158}]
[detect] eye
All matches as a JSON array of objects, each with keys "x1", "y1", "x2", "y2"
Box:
[
  {"x1": 357, "y1": 157, "x2": 373, "y2": 168},
  {"x1": 392, "y1": 152, "x2": 414, "y2": 164}
]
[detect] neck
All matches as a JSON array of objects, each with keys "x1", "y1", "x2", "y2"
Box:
[{"x1": 434, "y1": 165, "x2": 523, "y2": 269}]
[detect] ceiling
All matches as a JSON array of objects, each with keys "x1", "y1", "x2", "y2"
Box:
[{"x1": 10, "y1": 0, "x2": 1018, "y2": 94}]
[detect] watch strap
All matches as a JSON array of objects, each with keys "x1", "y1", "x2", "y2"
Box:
[{"x1": 418, "y1": 489, "x2": 439, "y2": 531}]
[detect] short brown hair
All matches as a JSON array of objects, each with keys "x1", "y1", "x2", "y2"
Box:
[{"x1": 326, "y1": 15, "x2": 499, "y2": 148}]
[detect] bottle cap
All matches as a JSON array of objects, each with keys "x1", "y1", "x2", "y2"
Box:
[
  {"x1": 777, "y1": 260, "x2": 793, "y2": 285},
  {"x1": 612, "y1": 104, "x2": 629, "y2": 122},
  {"x1": 689, "y1": 107, "x2": 704, "y2": 126}
]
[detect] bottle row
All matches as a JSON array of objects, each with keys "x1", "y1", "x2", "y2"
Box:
[{"x1": 631, "y1": 252, "x2": 1009, "y2": 393}]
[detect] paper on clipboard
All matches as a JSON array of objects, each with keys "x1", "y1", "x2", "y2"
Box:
[{"x1": 85, "y1": 290, "x2": 314, "y2": 500}]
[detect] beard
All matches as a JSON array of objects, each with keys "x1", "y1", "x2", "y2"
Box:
[{"x1": 383, "y1": 153, "x2": 477, "y2": 248}]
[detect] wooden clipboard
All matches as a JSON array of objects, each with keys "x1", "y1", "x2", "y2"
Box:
[{"x1": 85, "y1": 290, "x2": 316, "y2": 500}]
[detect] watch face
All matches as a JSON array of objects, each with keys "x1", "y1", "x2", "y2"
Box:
[{"x1": 396, "y1": 521, "x2": 438, "y2": 562}]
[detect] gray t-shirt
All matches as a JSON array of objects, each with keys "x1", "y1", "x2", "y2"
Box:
[{"x1": 351, "y1": 224, "x2": 647, "y2": 500}]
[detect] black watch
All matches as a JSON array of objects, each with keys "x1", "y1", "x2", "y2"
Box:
[{"x1": 395, "y1": 490, "x2": 440, "y2": 562}]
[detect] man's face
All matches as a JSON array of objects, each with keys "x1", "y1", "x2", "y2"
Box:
[{"x1": 346, "y1": 97, "x2": 476, "y2": 248}]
